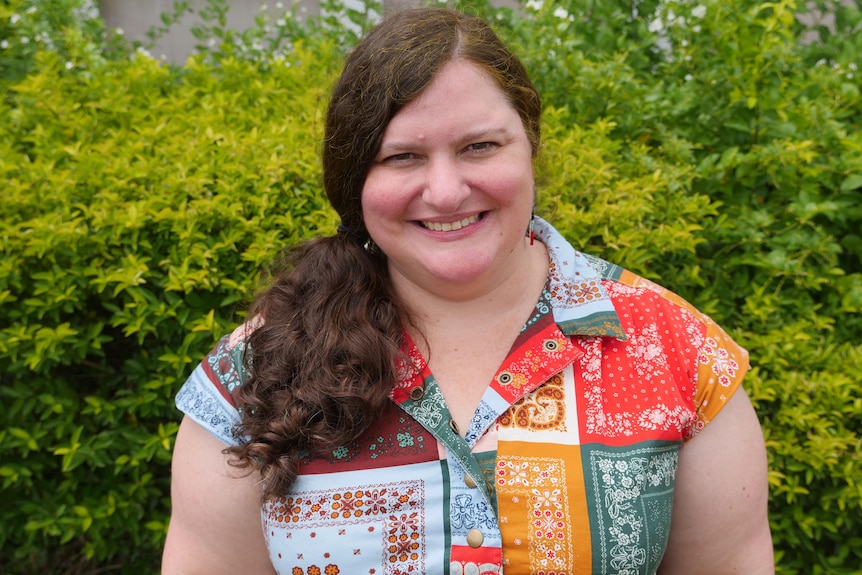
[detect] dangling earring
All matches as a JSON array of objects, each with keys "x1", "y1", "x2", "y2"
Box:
[{"x1": 529, "y1": 207, "x2": 535, "y2": 246}]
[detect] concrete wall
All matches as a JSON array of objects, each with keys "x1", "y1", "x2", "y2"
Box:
[
  {"x1": 99, "y1": 0, "x2": 517, "y2": 63},
  {"x1": 99, "y1": 0, "x2": 322, "y2": 63}
]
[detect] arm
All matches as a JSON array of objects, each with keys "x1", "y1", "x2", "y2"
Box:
[
  {"x1": 659, "y1": 389, "x2": 774, "y2": 574},
  {"x1": 162, "y1": 416, "x2": 277, "y2": 575}
]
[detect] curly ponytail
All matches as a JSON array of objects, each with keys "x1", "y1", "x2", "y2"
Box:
[{"x1": 227, "y1": 235, "x2": 405, "y2": 499}]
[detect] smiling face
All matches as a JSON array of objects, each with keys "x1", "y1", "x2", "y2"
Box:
[{"x1": 361, "y1": 60, "x2": 536, "y2": 301}]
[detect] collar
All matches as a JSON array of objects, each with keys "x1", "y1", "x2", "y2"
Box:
[{"x1": 534, "y1": 217, "x2": 627, "y2": 341}]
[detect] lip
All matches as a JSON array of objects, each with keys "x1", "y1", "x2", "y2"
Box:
[{"x1": 417, "y1": 213, "x2": 484, "y2": 232}]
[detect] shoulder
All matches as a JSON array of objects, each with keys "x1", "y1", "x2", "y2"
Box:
[
  {"x1": 175, "y1": 318, "x2": 264, "y2": 446},
  {"x1": 205, "y1": 319, "x2": 262, "y2": 399},
  {"x1": 597, "y1": 258, "x2": 748, "y2": 364},
  {"x1": 588, "y1": 259, "x2": 751, "y2": 435}
]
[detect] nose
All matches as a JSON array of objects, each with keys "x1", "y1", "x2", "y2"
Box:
[{"x1": 421, "y1": 157, "x2": 470, "y2": 213}]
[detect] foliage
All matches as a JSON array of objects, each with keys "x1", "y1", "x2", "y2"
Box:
[
  {"x1": 0, "y1": 16, "x2": 341, "y2": 575},
  {"x1": 1, "y1": 0, "x2": 860, "y2": 573},
  {"x1": 0, "y1": 0, "x2": 126, "y2": 83}
]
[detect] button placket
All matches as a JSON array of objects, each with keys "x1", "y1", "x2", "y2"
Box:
[{"x1": 395, "y1": 377, "x2": 497, "y2": 513}]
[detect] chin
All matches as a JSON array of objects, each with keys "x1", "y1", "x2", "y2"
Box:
[{"x1": 422, "y1": 256, "x2": 498, "y2": 287}]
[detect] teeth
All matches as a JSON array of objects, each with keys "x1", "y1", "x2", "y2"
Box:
[{"x1": 422, "y1": 214, "x2": 480, "y2": 232}]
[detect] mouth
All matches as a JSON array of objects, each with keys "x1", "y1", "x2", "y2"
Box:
[{"x1": 419, "y1": 213, "x2": 482, "y2": 232}]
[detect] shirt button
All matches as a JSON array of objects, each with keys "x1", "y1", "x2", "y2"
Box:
[
  {"x1": 409, "y1": 385, "x2": 425, "y2": 400},
  {"x1": 448, "y1": 419, "x2": 460, "y2": 435},
  {"x1": 466, "y1": 529, "x2": 484, "y2": 548},
  {"x1": 464, "y1": 474, "x2": 477, "y2": 488}
]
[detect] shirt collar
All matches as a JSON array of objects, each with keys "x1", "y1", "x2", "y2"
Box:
[{"x1": 534, "y1": 217, "x2": 627, "y2": 341}]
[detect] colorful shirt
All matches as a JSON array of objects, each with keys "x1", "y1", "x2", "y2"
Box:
[{"x1": 176, "y1": 217, "x2": 748, "y2": 575}]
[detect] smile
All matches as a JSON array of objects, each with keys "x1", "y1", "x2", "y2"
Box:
[{"x1": 420, "y1": 214, "x2": 481, "y2": 232}]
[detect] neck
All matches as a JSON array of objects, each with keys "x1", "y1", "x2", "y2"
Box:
[{"x1": 392, "y1": 238, "x2": 549, "y2": 335}]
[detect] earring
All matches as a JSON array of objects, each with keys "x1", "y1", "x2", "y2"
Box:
[{"x1": 529, "y1": 207, "x2": 535, "y2": 246}]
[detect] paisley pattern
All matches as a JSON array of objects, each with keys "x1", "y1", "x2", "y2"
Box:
[{"x1": 499, "y1": 372, "x2": 567, "y2": 432}]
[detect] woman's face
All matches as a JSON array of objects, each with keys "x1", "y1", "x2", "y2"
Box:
[{"x1": 361, "y1": 59, "x2": 535, "y2": 300}]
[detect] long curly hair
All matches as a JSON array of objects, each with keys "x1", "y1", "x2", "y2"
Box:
[{"x1": 226, "y1": 8, "x2": 542, "y2": 501}]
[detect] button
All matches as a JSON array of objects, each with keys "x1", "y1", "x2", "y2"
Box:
[
  {"x1": 448, "y1": 419, "x2": 460, "y2": 435},
  {"x1": 409, "y1": 386, "x2": 425, "y2": 401},
  {"x1": 464, "y1": 474, "x2": 477, "y2": 488},
  {"x1": 466, "y1": 529, "x2": 484, "y2": 548}
]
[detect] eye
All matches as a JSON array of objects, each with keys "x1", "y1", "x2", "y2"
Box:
[
  {"x1": 466, "y1": 142, "x2": 496, "y2": 153},
  {"x1": 383, "y1": 152, "x2": 416, "y2": 163}
]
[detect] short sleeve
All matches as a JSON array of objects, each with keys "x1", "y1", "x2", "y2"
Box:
[
  {"x1": 615, "y1": 270, "x2": 750, "y2": 439},
  {"x1": 688, "y1": 312, "x2": 750, "y2": 437},
  {"x1": 175, "y1": 322, "x2": 255, "y2": 446}
]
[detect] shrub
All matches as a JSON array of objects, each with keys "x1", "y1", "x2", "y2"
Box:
[{"x1": 0, "y1": 32, "x2": 342, "y2": 575}]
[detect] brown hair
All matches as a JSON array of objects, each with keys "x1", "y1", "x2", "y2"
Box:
[{"x1": 227, "y1": 8, "x2": 542, "y2": 500}]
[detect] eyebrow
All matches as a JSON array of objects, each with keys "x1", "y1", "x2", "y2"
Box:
[
  {"x1": 378, "y1": 125, "x2": 515, "y2": 154},
  {"x1": 457, "y1": 126, "x2": 513, "y2": 146}
]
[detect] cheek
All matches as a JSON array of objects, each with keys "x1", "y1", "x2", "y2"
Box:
[
  {"x1": 360, "y1": 177, "x2": 402, "y2": 230},
  {"x1": 485, "y1": 164, "x2": 534, "y2": 204},
  {"x1": 359, "y1": 173, "x2": 381, "y2": 219}
]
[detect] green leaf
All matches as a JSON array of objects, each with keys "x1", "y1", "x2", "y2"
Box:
[{"x1": 840, "y1": 175, "x2": 862, "y2": 192}]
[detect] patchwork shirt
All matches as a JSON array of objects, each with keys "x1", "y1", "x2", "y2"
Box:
[{"x1": 176, "y1": 217, "x2": 748, "y2": 575}]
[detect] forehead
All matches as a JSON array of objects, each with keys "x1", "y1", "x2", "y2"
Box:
[
  {"x1": 414, "y1": 60, "x2": 506, "y2": 106},
  {"x1": 383, "y1": 60, "x2": 517, "y2": 137}
]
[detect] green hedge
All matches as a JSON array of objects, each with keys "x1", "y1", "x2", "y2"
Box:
[
  {"x1": 1, "y1": 16, "x2": 341, "y2": 571},
  {"x1": 1, "y1": 0, "x2": 860, "y2": 573}
]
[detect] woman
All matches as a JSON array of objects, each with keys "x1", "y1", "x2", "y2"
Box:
[{"x1": 163, "y1": 8, "x2": 774, "y2": 575}]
